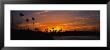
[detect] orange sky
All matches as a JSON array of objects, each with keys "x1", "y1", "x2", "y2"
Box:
[{"x1": 11, "y1": 10, "x2": 100, "y2": 32}]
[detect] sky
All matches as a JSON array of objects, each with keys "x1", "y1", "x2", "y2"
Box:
[{"x1": 11, "y1": 10, "x2": 100, "y2": 32}]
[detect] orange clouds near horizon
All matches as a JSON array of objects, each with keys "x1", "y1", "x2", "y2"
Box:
[
  {"x1": 11, "y1": 10, "x2": 100, "y2": 33},
  {"x1": 14, "y1": 22, "x2": 100, "y2": 33}
]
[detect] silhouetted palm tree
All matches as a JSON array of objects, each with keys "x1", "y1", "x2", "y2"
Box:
[
  {"x1": 32, "y1": 17, "x2": 35, "y2": 24},
  {"x1": 25, "y1": 18, "x2": 29, "y2": 30},
  {"x1": 32, "y1": 17, "x2": 35, "y2": 21},
  {"x1": 19, "y1": 13, "x2": 24, "y2": 17},
  {"x1": 19, "y1": 13, "x2": 36, "y2": 30},
  {"x1": 26, "y1": 18, "x2": 29, "y2": 22},
  {"x1": 31, "y1": 17, "x2": 36, "y2": 31},
  {"x1": 19, "y1": 13, "x2": 30, "y2": 30}
]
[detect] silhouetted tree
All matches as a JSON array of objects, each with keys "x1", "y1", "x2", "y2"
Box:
[
  {"x1": 25, "y1": 18, "x2": 29, "y2": 30},
  {"x1": 55, "y1": 30, "x2": 57, "y2": 33},
  {"x1": 35, "y1": 28, "x2": 39, "y2": 31},
  {"x1": 59, "y1": 28, "x2": 62, "y2": 32},
  {"x1": 32, "y1": 17, "x2": 35, "y2": 24},
  {"x1": 26, "y1": 18, "x2": 29, "y2": 22},
  {"x1": 31, "y1": 17, "x2": 36, "y2": 31},
  {"x1": 19, "y1": 13, "x2": 24, "y2": 17},
  {"x1": 52, "y1": 28, "x2": 54, "y2": 29},
  {"x1": 32, "y1": 17, "x2": 35, "y2": 21}
]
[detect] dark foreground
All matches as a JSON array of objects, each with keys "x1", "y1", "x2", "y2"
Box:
[{"x1": 11, "y1": 29, "x2": 100, "y2": 40}]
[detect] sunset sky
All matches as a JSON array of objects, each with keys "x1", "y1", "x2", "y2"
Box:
[{"x1": 11, "y1": 10, "x2": 100, "y2": 32}]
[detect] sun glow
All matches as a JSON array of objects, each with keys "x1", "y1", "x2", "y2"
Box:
[
  {"x1": 11, "y1": 10, "x2": 100, "y2": 33},
  {"x1": 46, "y1": 26, "x2": 62, "y2": 32},
  {"x1": 15, "y1": 22, "x2": 99, "y2": 33}
]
